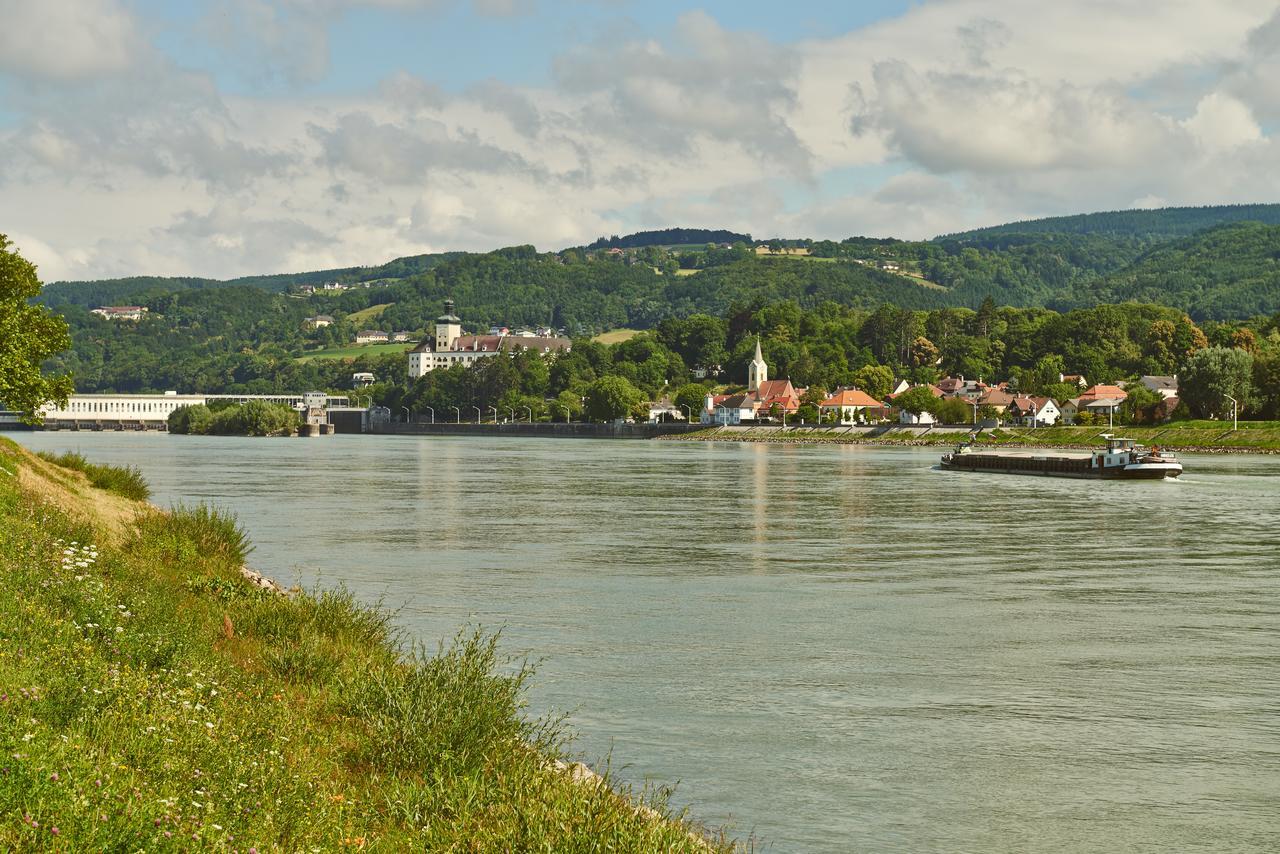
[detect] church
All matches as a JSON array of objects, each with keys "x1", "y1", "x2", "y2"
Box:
[
  {"x1": 408, "y1": 299, "x2": 571, "y2": 379},
  {"x1": 701, "y1": 339, "x2": 802, "y2": 424}
]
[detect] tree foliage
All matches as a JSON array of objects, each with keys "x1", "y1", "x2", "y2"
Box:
[
  {"x1": 168, "y1": 401, "x2": 299, "y2": 436},
  {"x1": 583, "y1": 375, "x2": 643, "y2": 422},
  {"x1": 1179, "y1": 347, "x2": 1255, "y2": 419},
  {"x1": 0, "y1": 235, "x2": 74, "y2": 422}
]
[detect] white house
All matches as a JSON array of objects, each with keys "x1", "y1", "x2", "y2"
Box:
[
  {"x1": 899, "y1": 409, "x2": 937, "y2": 425},
  {"x1": 1008, "y1": 396, "x2": 1061, "y2": 426},
  {"x1": 303, "y1": 314, "x2": 333, "y2": 330},
  {"x1": 352, "y1": 372, "x2": 376, "y2": 387},
  {"x1": 705, "y1": 392, "x2": 756, "y2": 425},
  {"x1": 1140, "y1": 375, "x2": 1179, "y2": 399},
  {"x1": 355, "y1": 330, "x2": 389, "y2": 344},
  {"x1": 644, "y1": 398, "x2": 685, "y2": 423},
  {"x1": 90, "y1": 306, "x2": 148, "y2": 321}
]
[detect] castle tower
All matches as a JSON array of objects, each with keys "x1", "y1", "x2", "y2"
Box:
[
  {"x1": 435, "y1": 298, "x2": 462, "y2": 352},
  {"x1": 748, "y1": 337, "x2": 767, "y2": 392}
]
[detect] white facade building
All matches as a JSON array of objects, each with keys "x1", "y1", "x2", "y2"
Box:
[
  {"x1": 36, "y1": 392, "x2": 352, "y2": 427},
  {"x1": 90, "y1": 306, "x2": 148, "y2": 321},
  {"x1": 407, "y1": 299, "x2": 570, "y2": 380}
]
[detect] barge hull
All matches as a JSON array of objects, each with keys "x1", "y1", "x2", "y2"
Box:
[{"x1": 940, "y1": 456, "x2": 1180, "y2": 479}]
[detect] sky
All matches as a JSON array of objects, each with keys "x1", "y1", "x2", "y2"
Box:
[{"x1": 3, "y1": 0, "x2": 1280, "y2": 282}]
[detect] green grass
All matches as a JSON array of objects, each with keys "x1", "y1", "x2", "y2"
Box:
[
  {"x1": 36, "y1": 451, "x2": 152, "y2": 501},
  {"x1": 592, "y1": 328, "x2": 643, "y2": 345},
  {"x1": 0, "y1": 438, "x2": 729, "y2": 850},
  {"x1": 346, "y1": 303, "x2": 393, "y2": 324},
  {"x1": 295, "y1": 342, "x2": 414, "y2": 363}
]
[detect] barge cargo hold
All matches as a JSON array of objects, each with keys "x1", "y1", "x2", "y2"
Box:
[{"x1": 940, "y1": 436, "x2": 1183, "y2": 480}]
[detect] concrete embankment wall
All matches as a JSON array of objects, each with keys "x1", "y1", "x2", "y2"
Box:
[
  {"x1": 372, "y1": 421, "x2": 706, "y2": 439},
  {"x1": 666, "y1": 424, "x2": 978, "y2": 443}
]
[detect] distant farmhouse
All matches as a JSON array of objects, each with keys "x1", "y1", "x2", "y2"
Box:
[
  {"x1": 90, "y1": 306, "x2": 148, "y2": 321},
  {"x1": 303, "y1": 314, "x2": 334, "y2": 329},
  {"x1": 355, "y1": 330, "x2": 389, "y2": 344},
  {"x1": 407, "y1": 299, "x2": 571, "y2": 379}
]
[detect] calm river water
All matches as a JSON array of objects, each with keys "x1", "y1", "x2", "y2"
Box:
[{"x1": 13, "y1": 432, "x2": 1280, "y2": 851}]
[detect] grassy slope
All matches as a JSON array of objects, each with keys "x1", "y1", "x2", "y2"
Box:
[
  {"x1": 346, "y1": 303, "x2": 393, "y2": 324},
  {"x1": 0, "y1": 438, "x2": 727, "y2": 851},
  {"x1": 592, "y1": 328, "x2": 643, "y2": 345},
  {"x1": 295, "y1": 342, "x2": 414, "y2": 363}
]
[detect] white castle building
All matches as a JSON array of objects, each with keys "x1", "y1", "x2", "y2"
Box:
[{"x1": 407, "y1": 299, "x2": 571, "y2": 379}]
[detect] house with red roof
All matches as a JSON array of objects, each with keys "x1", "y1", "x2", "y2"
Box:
[
  {"x1": 1008, "y1": 396, "x2": 1062, "y2": 427},
  {"x1": 819, "y1": 388, "x2": 890, "y2": 425},
  {"x1": 1079, "y1": 384, "x2": 1128, "y2": 403}
]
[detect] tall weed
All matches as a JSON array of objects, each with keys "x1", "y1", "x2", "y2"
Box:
[
  {"x1": 37, "y1": 450, "x2": 151, "y2": 501},
  {"x1": 134, "y1": 502, "x2": 252, "y2": 568}
]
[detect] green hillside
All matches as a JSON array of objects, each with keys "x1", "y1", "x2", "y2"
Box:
[
  {"x1": 39, "y1": 252, "x2": 462, "y2": 308},
  {"x1": 1080, "y1": 222, "x2": 1280, "y2": 319},
  {"x1": 938, "y1": 203, "x2": 1280, "y2": 243}
]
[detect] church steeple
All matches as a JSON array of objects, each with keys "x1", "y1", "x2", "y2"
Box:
[{"x1": 748, "y1": 337, "x2": 767, "y2": 392}]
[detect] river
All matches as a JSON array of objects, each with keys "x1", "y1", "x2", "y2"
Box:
[{"x1": 12, "y1": 432, "x2": 1280, "y2": 851}]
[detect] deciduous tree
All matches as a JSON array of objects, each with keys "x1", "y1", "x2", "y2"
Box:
[
  {"x1": 0, "y1": 235, "x2": 73, "y2": 422},
  {"x1": 1179, "y1": 346, "x2": 1254, "y2": 419}
]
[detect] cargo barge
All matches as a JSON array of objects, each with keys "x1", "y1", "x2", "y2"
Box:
[{"x1": 940, "y1": 435, "x2": 1182, "y2": 480}]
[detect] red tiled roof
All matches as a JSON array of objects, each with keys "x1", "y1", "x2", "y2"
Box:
[
  {"x1": 821, "y1": 389, "x2": 882, "y2": 407},
  {"x1": 1080, "y1": 384, "x2": 1128, "y2": 401},
  {"x1": 979, "y1": 389, "x2": 1014, "y2": 406}
]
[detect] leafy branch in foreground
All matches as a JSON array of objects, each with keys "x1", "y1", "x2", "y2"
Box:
[{"x1": 0, "y1": 234, "x2": 73, "y2": 422}]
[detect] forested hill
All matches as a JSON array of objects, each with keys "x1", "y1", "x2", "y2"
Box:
[
  {"x1": 1077, "y1": 222, "x2": 1280, "y2": 319},
  {"x1": 39, "y1": 252, "x2": 462, "y2": 308},
  {"x1": 37, "y1": 203, "x2": 1280, "y2": 333},
  {"x1": 938, "y1": 203, "x2": 1280, "y2": 243},
  {"x1": 584, "y1": 228, "x2": 751, "y2": 250}
]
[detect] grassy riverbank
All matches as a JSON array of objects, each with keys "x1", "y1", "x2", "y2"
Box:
[
  {"x1": 0, "y1": 437, "x2": 727, "y2": 850},
  {"x1": 667, "y1": 423, "x2": 1280, "y2": 453}
]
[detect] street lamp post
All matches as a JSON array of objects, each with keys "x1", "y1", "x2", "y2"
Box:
[
  {"x1": 489, "y1": 406, "x2": 498, "y2": 423},
  {"x1": 423, "y1": 406, "x2": 435, "y2": 424},
  {"x1": 523, "y1": 406, "x2": 532, "y2": 423},
  {"x1": 451, "y1": 406, "x2": 460, "y2": 423},
  {"x1": 401, "y1": 406, "x2": 410, "y2": 423},
  {"x1": 1224, "y1": 394, "x2": 1239, "y2": 431},
  {"x1": 679, "y1": 403, "x2": 691, "y2": 423},
  {"x1": 471, "y1": 406, "x2": 481, "y2": 423},
  {"x1": 506, "y1": 407, "x2": 515, "y2": 423}
]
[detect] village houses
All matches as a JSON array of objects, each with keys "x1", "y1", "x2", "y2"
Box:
[{"x1": 701, "y1": 339, "x2": 802, "y2": 425}]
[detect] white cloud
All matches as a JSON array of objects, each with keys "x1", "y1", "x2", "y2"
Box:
[
  {"x1": 7, "y1": 1, "x2": 1280, "y2": 278},
  {"x1": 1181, "y1": 92, "x2": 1262, "y2": 154},
  {"x1": 0, "y1": 0, "x2": 144, "y2": 80}
]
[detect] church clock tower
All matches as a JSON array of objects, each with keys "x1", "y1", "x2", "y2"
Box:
[{"x1": 435, "y1": 299, "x2": 462, "y2": 352}]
